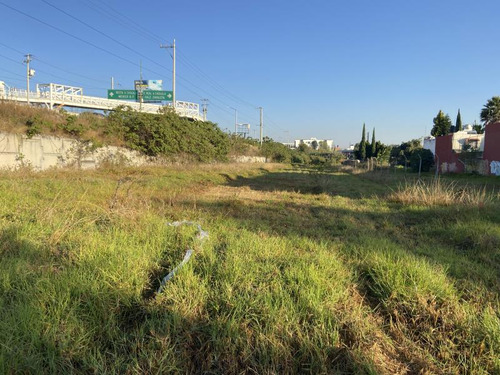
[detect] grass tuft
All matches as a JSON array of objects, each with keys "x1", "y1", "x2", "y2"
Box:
[{"x1": 390, "y1": 178, "x2": 493, "y2": 207}]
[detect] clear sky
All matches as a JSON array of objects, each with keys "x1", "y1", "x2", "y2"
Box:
[{"x1": 1, "y1": 0, "x2": 499, "y2": 147}]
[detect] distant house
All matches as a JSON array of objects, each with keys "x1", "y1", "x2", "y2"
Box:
[
  {"x1": 294, "y1": 138, "x2": 334, "y2": 150},
  {"x1": 341, "y1": 144, "x2": 356, "y2": 159},
  {"x1": 423, "y1": 136, "x2": 435, "y2": 155},
  {"x1": 434, "y1": 123, "x2": 499, "y2": 175}
]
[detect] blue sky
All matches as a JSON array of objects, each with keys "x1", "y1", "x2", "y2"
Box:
[{"x1": 0, "y1": 0, "x2": 499, "y2": 147}]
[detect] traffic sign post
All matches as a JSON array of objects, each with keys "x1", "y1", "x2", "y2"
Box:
[
  {"x1": 142, "y1": 90, "x2": 173, "y2": 101},
  {"x1": 107, "y1": 90, "x2": 137, "y2": 100}
]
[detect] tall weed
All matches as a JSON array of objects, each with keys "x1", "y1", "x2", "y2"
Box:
[{"x1": 390, "y1": 178, "x2": 493, "y2": 207}]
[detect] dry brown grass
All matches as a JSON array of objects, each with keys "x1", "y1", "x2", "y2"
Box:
[
  {"x1": 0, "y1": 101, "x2": 65, "y2": 132},
  {"x1": 389, "y1": 179, "x2": 493, "y2": 207}
]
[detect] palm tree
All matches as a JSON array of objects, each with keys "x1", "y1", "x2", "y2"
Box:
[{"x1": 480, "y1": 96, "x2": 500, "y2": 125}]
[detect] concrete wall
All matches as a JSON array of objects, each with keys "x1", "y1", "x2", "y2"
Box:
[
  {"x1": 231, "y1": 155, "x2": 267, "y2": 163},
  {"x1": 435, "y1": 134, "x2": 464, "y2": 173},
  {"x1": 483, "y1": 122, "x2": 500, "y2": 175},
  {"x1": 0, "y1": 132, "x2": 151, "y2": 170},
  {"x1": 423, "y1": 136, "x2": 435, "y2": 154}
]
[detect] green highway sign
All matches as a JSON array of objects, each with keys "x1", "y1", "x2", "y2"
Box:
[
  {"x1": 107, "y1": 90, "x2": 137, "y2": 100},
  {"x1": 142, "y1": 90, "x2": 173, "y2": 101}
]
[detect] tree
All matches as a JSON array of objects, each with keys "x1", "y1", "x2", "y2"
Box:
[
  {"x1": 371, "y1": 128, "x2": 376, "y2": 157},
  {"x1": 375, "y1": 142, "x2": 390, "y2": 163},
  {"x1": 355, "y1": 123, "x2": 367, "y2": 160},
  {"x1": 472, "y1": 120, "x2": 485, "y2": 134},
  {"x1": 409, "y1": 149, "x2": 434, "y2": 172},
  {"x1": 455, "y1": 109, "x2": 462, "y2": 132},
  {"x1": 311, "y1": 140, "x2": 319, "y2": 150},
  {"x1": 390, "y1": 139, "x2": 422, "y2": 166},
  {"x1": 298, "y1": 142, "x2": 312, "y2": 153},
  {"x1": 431, "y1": 110, "x2": 452, "y2": 136},
  {"x1": 480, "y1": 96, "x2": 500, "y2": 125},
  {"x1": 318, "y1": 140, "x2": 330, "y2": 152}
]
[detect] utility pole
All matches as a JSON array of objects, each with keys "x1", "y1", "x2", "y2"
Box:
[
  {"x1": 201, "y1": 99, "x2": 208, "y2": 121},
  {"x1": 139, "y1": 60, "x2": 143, "y2": 111},
  {"x1": 24, "y1": 54, "x2": 34, "y2": 105},
  {"x1": 233, "y1": 108, "x2": 238, "y2": 134},
  {"x1": 228, "y1": 107, "x2": 238, "y2": 134},
  {"x1": 111, "y1": 77, "x2": 114, "y2": 89},
  {"x1": 160, "y1": 39, "x2": 176, "y2": 108},
  {"x1": 258, "y1": 107, "x2": 263, "y2": 145}
]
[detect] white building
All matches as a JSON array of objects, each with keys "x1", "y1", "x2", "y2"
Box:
[
  {"x1": 423, "y1": 136, "x2": 435, "y2": 154},
  {"x1": 294, "y1": 138, "x2": 334, "y2": 150},
  {"x1": 423, "y1": 125, "x2": 484, "y2": 155},
  {"x1": 451, "y1": 125, "x2": 484, "y2": 151}
]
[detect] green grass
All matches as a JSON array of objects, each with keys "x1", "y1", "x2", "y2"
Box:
[{"x1": 0, "y1": 165, "x2": 499, "y2": 374}]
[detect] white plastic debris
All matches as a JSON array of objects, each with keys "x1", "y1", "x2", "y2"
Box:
[
  {"x1": 490, "y1": 161, "x2": 500, "y2": 176},
  {"x1": 157, "y1": 221, "x2": 209, "y2": 293}
]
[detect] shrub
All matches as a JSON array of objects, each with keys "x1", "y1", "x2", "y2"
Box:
[
  {"x1": 106, "y1": 106, "x2": 229, "y2": 162},
  {"x1": 260, "y1": 140, "x2": 291, "y2": 162},
  {"x1": 409, "y1": 149, "x2": 434, "y2": 172}
]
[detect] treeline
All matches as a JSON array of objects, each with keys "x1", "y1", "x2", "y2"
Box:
[
  {"x1": 430, "y1": 96, "x2": 500, "y2": 137},
  {"x1": 353, "y1": 124, "x2": 434, "y2": 172},
  {"x1": 258, "y1": 137, "x2": 344, "y2": 165},
  {"x1": 353, "y1": 123, "x2": 390, "y2": 161}
]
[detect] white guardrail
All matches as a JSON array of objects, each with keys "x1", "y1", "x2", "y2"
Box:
[{"x1": 0, "y1": 82, "x2": 202, "y2": 121}]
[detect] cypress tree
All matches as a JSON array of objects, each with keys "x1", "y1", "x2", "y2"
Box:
[
  {"x1": 360, "y1": 123, "x2": 366, "y2": 160},
  {"x1": 371, "y1": 128, "x2": 376, "y2": 157},
  {"x1": 455, "y1": 109, "x2": 462, "y2": 132}
]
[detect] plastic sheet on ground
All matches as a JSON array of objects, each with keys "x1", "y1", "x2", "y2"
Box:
[
  {"x1": 490, "y1": 161, "x2": 500, "y2": 176},
  {"x1": 157, "y1": 221, "x2": 209, "y2": 294}
]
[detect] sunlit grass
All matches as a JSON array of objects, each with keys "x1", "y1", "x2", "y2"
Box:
[
  {"x1": 0, "y1": 165, "x2": 499, "y2": 373},
  {"x1": 389, "y1": 178, "x2": 493, "y2": 207}
]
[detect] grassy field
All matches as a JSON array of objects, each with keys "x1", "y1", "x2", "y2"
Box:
[{"x1": 0, "y1": 164, "x2": 499, "y2": 374}]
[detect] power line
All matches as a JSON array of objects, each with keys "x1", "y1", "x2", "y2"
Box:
[
  {"x1": 40, "y1": 0, "x2": 173, "y2": 74},
  {"x1": 0, "y1": 2, "x2": 145, "y2": 71},
  {"x1": 82, "y1": 0, "x2": 163, "y2": 44},
  {"x1": 0, "y1": 41, "x2": 108, "y2": 86},
  {"x1": 72, "y1": 2, "x2": 282, "y2": 130},
  {"x1": 77, "y1": 0, "x2": 261, "y2": 111},
  {"x1": 1, "y1": 1, "x2": 286, "y2": 134}
]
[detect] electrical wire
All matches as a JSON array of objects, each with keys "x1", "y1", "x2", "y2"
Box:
[
  {"x1": 64, "y1": 1, "x2": 284, "y2": 132},
  {"x1": 0, "y1": 2, "x2": 145, "y2": 72},
  {"x1": 1, "y1": 1, "x2": 285, "y2": 136},
  {"x1": 0, "y1": 41, "x2": 109, "y2": 86},
  {"x1": 40, "y1": 0, "x2": 173, "y2": 74},
  {"x1": 79, "y1": 0, "x2": 263, "y2": 112},
  {"x1": 82, "y1": 0, "x2": 163, "y2": 44}
]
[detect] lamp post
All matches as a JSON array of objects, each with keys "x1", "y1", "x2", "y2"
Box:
[{"x1": 229, "y1": 107, "x2": 237, "y2": 134}]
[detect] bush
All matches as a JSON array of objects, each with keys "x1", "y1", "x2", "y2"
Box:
[
  {"x1": 106, "y1": 106, "x2": 229, "y2": 162},
  {"x1": 310, "y1": 155, "x2": 327, "y2": 165},
  {"x1": 291, "y1": 152, "x2": 310, "y2": 164},
  {"x1": 409, "y1": 149, "x2": 434, "y2": 172},
  {"x1": 260, "y1": 140, "x2": 291, "y2": 162}
]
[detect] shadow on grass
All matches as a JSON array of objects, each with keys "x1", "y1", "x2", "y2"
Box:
[
  {"x1": 187, "y1": 196, "x2": 500, "y2": 295},
  {"x1": 224, "y1": 171, "x2": 391, "y2": 199},
  {"x1": 0, "y1": 225, "x2": 363, "y2": 374}
]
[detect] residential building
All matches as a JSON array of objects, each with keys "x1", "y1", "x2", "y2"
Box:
[{"x1": 294, "y1": 138, "x2": 334, "y2": 150}]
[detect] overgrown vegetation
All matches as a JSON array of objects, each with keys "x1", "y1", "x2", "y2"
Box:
[
  {"x1": 0, "y1": 102, "x2": 343, "y2": 165},
  {"x1": 0, "y1": 102, "x2": 230, "y2": 162},
  {"x1": 0, "y1": 165, "x2": 499, "y2": 373}
]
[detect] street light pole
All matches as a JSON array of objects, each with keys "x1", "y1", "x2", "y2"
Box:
[
  {"x1": 24, "y1": 54, "x2": 33, "y2": 105},
  {"x1": 160, "y1": 39, "x2": 176, "y2": 108},
  {"x1": 258, "y1": 107, "x2": 263, "y2": 146},
  {"x1": 229, "y1": 107, "x2": 237, "y2": 134}
]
